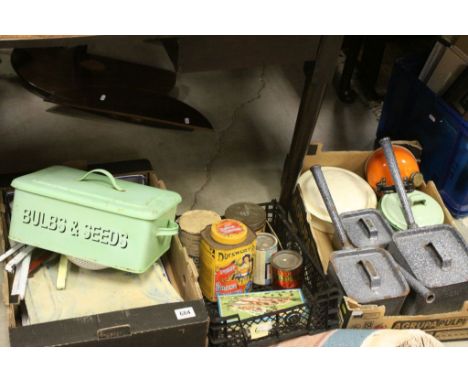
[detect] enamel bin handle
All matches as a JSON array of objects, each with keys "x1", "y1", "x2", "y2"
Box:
[
  {"x1": 79, "y1": 169, "x2": 179, "y2": 237},
  {"x1": 155, "y1": 221, "x2": 179, "y2": 237}
]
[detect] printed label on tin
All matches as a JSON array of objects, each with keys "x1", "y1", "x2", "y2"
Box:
[
  {"x1": 199, "y1": 239, "x2": 255, "y2": 301},
  {"x1": 174, "y1": 307, "x2": 196, "y2": 320},
  {"x1": 274, "y1": 269, "x2": 302, "y2": 289},
  {"x1": 216, "y1": 220, "x2": 244, "y2": 235},
  {"x1": 21, "y1": 209, "x2": 128, "y2": 249},
  {"x1": 214, "y1": 250, "x2": 253, "y2": 295}
]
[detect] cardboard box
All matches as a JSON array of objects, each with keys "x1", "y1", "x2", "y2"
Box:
[
  {"x1": 454, "y1": 36, "x2": 468, "y2": 57},
  {"x1": 290, "y1": 143, "x2": 468, "y2": 341},
  {"x1": 1, "y1": 160, "x2": 209, "y2": 346},
  {"x1": 427, "y1": 43, "x2": 468, "y2": 94}
]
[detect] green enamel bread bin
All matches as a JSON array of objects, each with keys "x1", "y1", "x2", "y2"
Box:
[{"x1": 8, "y1": 166, "x2": 182, "y2": 273}]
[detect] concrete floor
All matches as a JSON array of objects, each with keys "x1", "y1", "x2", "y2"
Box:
[
  {"x1": 0, "y1": 51, "x2": 378, "y2": 214},
  {"x1": 0, "y1": 47, "x2": 463, "y2": 346}
]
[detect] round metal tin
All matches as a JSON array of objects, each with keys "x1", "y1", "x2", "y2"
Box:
[
  {"x1": 225, "y1": 202, "x2": 266, "y2": 232},
  {"x1": 256, "y1": 232, "x2": 278, "y2": 251},
  {"x1": 254, "y1": 233, "x2": 278, "y2": 285}
]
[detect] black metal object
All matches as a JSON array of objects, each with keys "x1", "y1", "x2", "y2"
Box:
[
  {"x1": 206, "y1": 200, "x2": 340, "y2": 347},
  {"x1": 44, "y1": 88, "x2": 212, "y2": 132},
  {"x1": 280, "y1": 36, "x2": 343, "y2": 209},
  {"x1": 10, "y1": 47, "x2": 212, "y2": 131},
  {"x1": 359, "y1": 37, "x2": 387, "y2": 100},
  {"x1": 11, "y1": 47, "x2": 176, "y2": 97},
  {"x1": 338, "y1": 36, "x2": 364, "y2": 103}
]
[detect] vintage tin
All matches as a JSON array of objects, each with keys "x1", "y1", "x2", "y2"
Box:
[
  {"x1": 271, "y1": 250, "x2": 303, "y2": 289},
  {"x1": 225, "y1": 202, "x2": 266, "y2": 233},
  {"x1": 179, "y1": 210, "x2": 221, "y2": 268},
  {"x1": 9, "y1": 166, "x2": 181, "y2": 273},
  {"x1": 199, "y1": 219, "x2": 256, "y2": 302},
  {"x1": 254, "y1": 233, "x2": 278, "y2": 286}
]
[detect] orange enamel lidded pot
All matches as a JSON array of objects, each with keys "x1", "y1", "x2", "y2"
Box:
[{"x1": 365, "y1": 144, "x2": 423, "y2": 193}]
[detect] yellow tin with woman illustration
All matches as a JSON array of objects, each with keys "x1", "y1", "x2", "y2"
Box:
[{"x1": 199, "y1": 219, "x2": 256, "y2": 302}]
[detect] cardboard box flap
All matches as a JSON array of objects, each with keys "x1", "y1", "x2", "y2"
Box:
[
  {"x1": 424, "y1": 181, "x2": 456, "y2": 226},
  {"x1": 168, "y1": 236, "x2": 202, "y2": 302},
  {"x1": 303, "y1": 143, "x2": 370, "y2": 177},
  {"x1": 303, "y1": 141, "x2": 423, "y2": 178},
  {"x1": 344, "y1": 297, "x2": 468, "y2": 316},
  {"x1": 311, "y1": 227, "x2": 333, "y2": 274},
  {"x1": 343, "y1": 297, "x2": 387, "y2": 317}
]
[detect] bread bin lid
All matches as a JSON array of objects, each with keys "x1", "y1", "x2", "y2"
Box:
[
  {"x1": 379, "y1": 190, "x2": 444, "y2": 230},
  {"x1": 330, "y1": 248, "x2": 409, "y2": 304},
  {"x1": 11, "y1": 166, "x2": 182, "y2": 221},
  {"x1": 298, "y1": 167, "x2": 377, "y2": 224}
]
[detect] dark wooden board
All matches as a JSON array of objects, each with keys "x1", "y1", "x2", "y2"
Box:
[{"x1": 11, "y1": 47, "x2": 176, "y2": 96}]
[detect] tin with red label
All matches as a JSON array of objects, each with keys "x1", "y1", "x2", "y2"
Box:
[{"x1": 271, "y1": 250, "x2": 303, "y2": 289}]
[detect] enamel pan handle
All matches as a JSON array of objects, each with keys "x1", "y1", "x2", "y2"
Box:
[
  {"x1": 155, "y1": 221, "x2": 179, "y2": 237},
  {"x1": 379, "y1": 138, "x2": 418, "y2": 229},
  {"x1": 310, "y1": 165, "x2": 353, "y2": 250},
  {"x1": 79, "y1": 169, "x2": 125, "y2": 192}
]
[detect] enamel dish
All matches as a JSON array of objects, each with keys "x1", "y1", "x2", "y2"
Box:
[{"x1": 298, "y1": 166, "x2": 377, "y2": 234}]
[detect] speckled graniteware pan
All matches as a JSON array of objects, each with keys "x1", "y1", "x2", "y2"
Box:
[
  {"x1": 381, "y1": 137, "x2": 468, "y2": 315},
  {"x1": 311, "y1": 166, "x2": 409, "y2": 315}
]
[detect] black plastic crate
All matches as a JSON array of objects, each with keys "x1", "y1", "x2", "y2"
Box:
[{"x1": 206, "y1": 200, "x2": 340, "y2": 347}]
